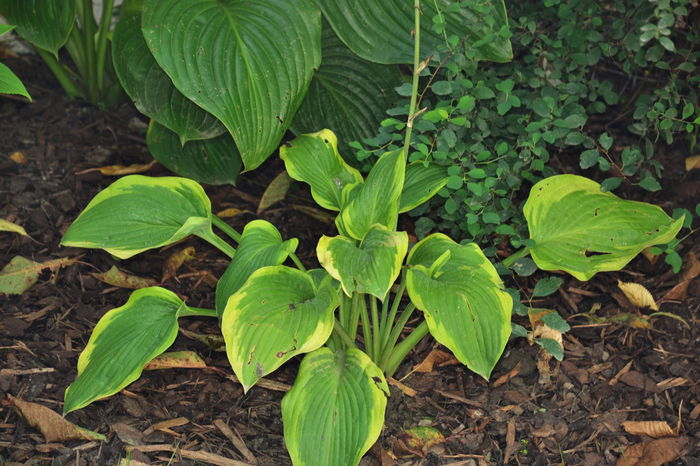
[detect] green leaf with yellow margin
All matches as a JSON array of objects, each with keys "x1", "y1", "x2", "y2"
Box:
[
  {"x1": 64, "y1": 287, "x2": 186, "y2": 414},
  {"x1": 61, "y1": 175, "x2": 220, "y2": 259},
  {"x1": 336, "y1": 148, "x2": 405, "y2": 240},
  {"x1": 280, "y1": 130, "x2": 363, "y2": 211},
  {"x1": 221, "y1": 266, "x2": 338, "y2": 392},
  {"x1": 406, "y1": 234, "x2": 512, "y2": 379},
  {"x1": 524, "y1": 175, "x2": 684, "y2": 281},
  {"x1": 317, "y1": 224, "x2": 407, "y2": 300},
  {"x1": 399, "y1": 163, "x2": 449, "y2": 213},
  {"x1": 215, "y1": 220, "x2": 299, "y2": 316},
  {"x1": 281, "y1": 347, "x2": 388, "y2": 466}
]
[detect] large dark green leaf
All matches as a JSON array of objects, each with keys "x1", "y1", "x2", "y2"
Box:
[
  {"x1": 221, "y1": 266, "x2": 337, "y2": 391},
  {"x1": 215, "y1": 220, "x2": 298, "y2": 315},
  {"x1": 147, "y1": 121, "x2": 242, "y2": 186},
  {"x1": 291, "y1": 22, "x2": 401, "y2": 153},
  {"x1": 142, "y1": 0, "x2": 322, "y2": 171},
  {"x1": 64, "y1": 287, "x2": 185, "y2": 413},
  {"x1": 315, "y1": 0, "x2": 512, "y2": 64},
  {"x1": 282, "y1": 347, "x2": 388, "y2": 466},
  {"x1": 406, "y1": 234, "x2": 512, "y2": 379},
  {"x1": 61, "y1": 175, "x2": 221, "y2": 259},
  {"x1": 524, "y1": 175, "x2": 684, "y2": 281},
  {"x1": 0, "y1": 0, "x2": 76, "y2": 55},
  {"x1": 113, "y1": 14, "x2": 225, "y2": 144}
]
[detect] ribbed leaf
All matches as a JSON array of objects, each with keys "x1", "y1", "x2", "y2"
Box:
[
  {"x1": 61, "y1": 175, "x2": 216, "y2": 259},
  {"x1": 336, "y1": 149, "x2": 405, "y2": 240},
  {"x1": 221, "y1": 266, "x2": 337, "y2": 392},
  {"x1": 0, "y1": 62, "x2": 30, "y2": 99},
  {"x1": 525, "y1": 175, "x2": 684, "y2": 281},
  {"x1": 280, "y1": 130, "x2": 363, "y2": 211},
  {"x1": 64, "y1": 287, "x2": 184, "y2": 413},
  {"x1": 113, "y1": 14, "x2": 225, "y2": 144},
  {"x1": 146, "y1": 121, "x2": 242, "y2": 186},
  {"x1": 142, "y1": 0, "x2": 322, "y2": 171},
  {"x1": 291, "y1": 22, "x2": 401, "y2": 153},
  {"x1": 317, "y1": 224, "x2": 407, "y2": 300},
  {"x1": 315, "y1": 0, "x2": 512, "y2": 64},
  {"x1": 0, "y1": 0, "x2": 76, "y2": 55},
  {"x1": 215, "y1": 220, "x2": 298, "y2": 315},
  {"x1": 399, "y1": 163, "x2": 449, "y2": 213},
  {"x1": 282, "y1": 347, "x2": 388, "y2": 466},
  {"x1": 406, "y1": 234, "x2": 512, "y2": 379}
]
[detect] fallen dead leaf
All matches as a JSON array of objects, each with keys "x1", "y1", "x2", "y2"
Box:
[
  {"x1": 493, "y1": 362, "x2": 522, "y2": 388},
  {"x1": 75, "y1": 160, "x2": 157, "y2": 176},
  {"x1": 5, "y1": 395, "x2": 105, "y2": 442},
  {"x1": 0, "y1": 256, "x2": 76, "y2": 295},
  {"x1": 8, "y1": 151, "x2": 27, "y2": 164},
  {"x1": 161, "y1": 247, "x2": 196, "y2": 282},
  {"x1": 144, "y1": 417, "x2": 189, "y2": 435},
  {"x1": 412, "y1": 349, "x2": 458, "y2": 373},
  {"x1": 617, "y1": 280, "x2": 659, "y2": 310},
  {"x1": 400, "y1": 426, "x2": 445, "y2": 456},
  {"x1": 387, "y1": 377, "x2": 417, "y2": 397},
  {"x1": 291, "y1": 204, "x2": 336, "y2": 226},
  {"x1": 685, "y1": 154, "x2": 700, "y2": 171},
  {"x1": 92, "y1": 265, "x2": 157, "y2": 290},
  {"x1": 179, "y1": 328, "x2": 226, "y2": 352},
  {"x1": 528, "y1": 308, "x2": 563, "y2": 384},
  {"x1": 0, "y1": 218, "x2": 28, "y2": 237},
  {"x1": 622, "y1": 420, "x2": 676, "y2": 438},
  {"x1": 216, "y1": 208, "x2": 251, "y2": 218},
  {"x1": 144, "y1": 351, "x2": 207, "y2": 371},
  {"x1": 616, "y1": 436, "x2": 688, "y2": 466},
  {"x1": 503, "y1": 419, "x2": 517, "y2": 464},
  {"x1": 258, "y1": 171, "x2": 292, "y2": 214}
]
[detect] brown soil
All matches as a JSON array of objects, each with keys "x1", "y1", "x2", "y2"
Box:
[{"x1": 1, "y1": 55, "x2": 699, "y2": 466}]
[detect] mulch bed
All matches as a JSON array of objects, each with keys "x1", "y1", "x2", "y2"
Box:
[{"x1": 1, "y1": 55, "x2": 699, "y2": 466}]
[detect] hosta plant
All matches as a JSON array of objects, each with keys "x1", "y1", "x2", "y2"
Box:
[
  {"x1": 0, "y1": 25, "x2": 30, "y2": 100},
  {"x1": 59, "y1": 149, "x2": 682, "y2": 465}
]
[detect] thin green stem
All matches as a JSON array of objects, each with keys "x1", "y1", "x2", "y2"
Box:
[
  {"x1": 380, "y1": 271, "x2": 407, "y2": 351},
  {"x1": 333, "y1": 318, "x2": 356, "y2": 348},
  {"x1": 35, "y1": 48, "x2": 83, "y2": 99},
  {"x1": 379, "y1": 303, "x2": 416, "y2": 368},
  {"x1": 81, "y1": 0, "x2": 98, "y2": 102},
  {"x1": 379, "y1": 294, "x2": 390, "y2": 340},
  {"x1": 66, "y1": 27, "x2": 86, "y2": 75},
  {"x1": 370, "y1": 297, "x2": 381, "y2": 362},
  {"x1": 199, "y1": 231, "x2": 236, "y2": 259},
  {"x1": 179, "y1": 306, "x2": 218, "y2": 318},
  {"x1": 289, "y1": 253, "x2": 307, "y2": 272},
  {"x1": 211, "y1": 215, "x2": 242, "y2": 243},
  {"x1": 359, "y1": 296, "x2": 373, "y2": 359},
  {"x1": 384, "y1": 321, "x2": 430, "y2": 377},
  {"x1": 502, "y1": 247, "x2": 530, "y2": 268},
  {"x1": 402, "y1": 0, "x2": 422, "y2": 156},
  {"x1": 95, "y1": 0, "x2": 114, "y2": 92},
  {"x1": 348, "y1": 293, "x2": 361, "y2": 341}
]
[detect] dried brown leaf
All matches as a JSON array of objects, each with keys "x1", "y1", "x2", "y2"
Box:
[
  {"x1": 0, "y1": 256, "x2": 76, "y2": 295},
  {"x1": 161, "y1": 246, "x2": 195, "y2": 282},
  {"x1": 9, "y1": 151, "x2": 27, "y2": 164},
  {"x1": 216, "y1": 208, "x2": 251, "y2": 218},
  {"x1": 387, "y1": 377, "x2": 417, "y2": 397},
  {"x1": 179, "y1": 328, "x2": 226, "y2": 351},
  {"x1": 92, "y1": 266, "x2": 157, "y2": 290},
  {"x1": 685, "y1": 154, "x2": 700, "y2": 171},
  {"x1": 5, "y1": 394, "x2": 105, "y2": 442},
  {"x1": 617, "y1": 281, "x2": 659, "y2": 310},
  {"x1": 413, "y1": 349, "x2": 457, "y2": 373},
  {"x1": 622, "y1": 420, "x2": 676, "y2": 438},
  {"x1": 257, "y1": 171, "x2": 292, "y2": 214},
  {"x1": 616, "y1": 436, "x2": 688, "y2": 466},
  {"x1": 143, "y1": 351, "x2": 207, "y2": 371},
  {"x1": 291, "y1": 204, "x2": 336, "y2": 225},
  {"x1": 76, "y1": 160, "x2": 157, "y2": 176}
]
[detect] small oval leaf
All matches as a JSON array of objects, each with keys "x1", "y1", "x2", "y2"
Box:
[
  {"x1": 281, "y1": 347, "x2": 388, "y2": 466},
  {"x1": 64, "y1": 287, "x2": 185, "y2": 413},
  {"x1": 221, "y1": 266, "x2": 338, "y2": 391}
]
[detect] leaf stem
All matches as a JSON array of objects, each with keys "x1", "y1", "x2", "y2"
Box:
[
  {"x1": 198, "y1": 231, "x2": 236, "y2": 259},
  {"x1": 502, "y1": 247, "x2": 531, "y2": 268},
  {"x1": 402, "y1": 0, "x2": 422, "y2": 156},
  {"x1": 211, "y1": 215, "x2": 242, "y2": 243},
  {"x1": 179, "y1": 306, "x2": 218, "y2": 318},
  {"x1": 81, "y1": 0, "x2": 98, "y2": 102},
  {"x1": 35, "y1": 48, "x2": 83, "y2": 99},
  {"x1": 333, "y1": 318, "x2": 356, "y2": 348},
  {"x1": 370, "y1": 296, "x2": 381, "y2": 361},
  {"x1": 380, "y1": 270, "x2": 407, "y2": 351},
  {"x1": 95, "y1": 0, "x2": 114, "y2": 93},
  {"x1": 384, "y1": 321, "x2": 430, "y2": 377},
  {"x1": 359, "y1": 295, "x2": 373, "y2": 358},
  {"x1": 348, "y1": 293, "x2": 361, "y2": 341},
  {"x1": 379, "y1": 303, "x2": 416, "y2": 370}
]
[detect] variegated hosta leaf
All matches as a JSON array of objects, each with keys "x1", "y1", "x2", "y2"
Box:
[
  {"x1": 406, "y1": 234, "x2": 512, "y2": 379},
  {"x1": 0, "y1": 0, "x2": 75, "y2": 56},
  {"x1": 281, "y1": 347, "x2": 388, "y2": 466},
  {"x1": 64, "y1": 287, "x2": 185, "y2": 413},
  {"x1": 317, "y1": 224, "x2": 407, "y2": 300},
  {"x1": 215, "y1": 220, "x2": 299, "y2": 315},
  {"x1": 61, "y1": 175, "x2": 216, "y2": 259},
  {"x1": 146, "y1": 121, "x2": 242, "y2": 186},
  {"x1": 113, "y1": 14, "x2": 226, "y2": 145},
  {"x1": 291, "y1": 22, "x2": 402, "y2": 155},
  {"x1": 315, "y1": 0, "x2": 512, "y2": 64},
  {"x1": 524, "y1": 175, "x2": 684, "y2": 281},
  {"x1": 336, "y1": 149, "x2": 405, "y2": 240},
  {"x1": 221, "y1": 266, "x2": 338, "y2": 392},
  {"x1": 399, "y1": 162, "x2": 449, "y2": 213},
  {"x1": 280, "y1": 130, "x2": 363, "y2": 211},
  {"x1": 142, "y1": 0, "x2": 322, "y2": 171}
]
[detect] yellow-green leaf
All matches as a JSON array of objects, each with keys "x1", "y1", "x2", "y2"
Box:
[{"x1": 0, "y1": 218, "x2": 28, "y2": 237}]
